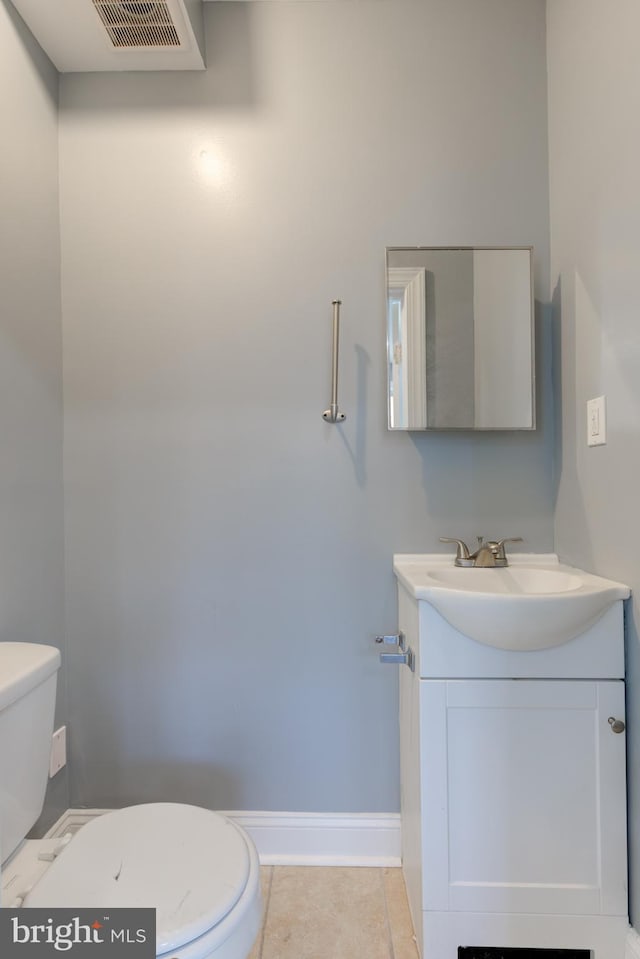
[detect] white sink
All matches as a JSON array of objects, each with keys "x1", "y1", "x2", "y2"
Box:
[{"x1": 393, "y1": 553, "x2": 630, "y2": 650}]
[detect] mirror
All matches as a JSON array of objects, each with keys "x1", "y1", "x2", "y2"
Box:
[{"x1": 386, "y1": 247, "x2": 535, "y2": 430}]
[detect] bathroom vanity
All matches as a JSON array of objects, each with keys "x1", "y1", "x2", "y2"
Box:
[{"x1": 390, "y1": 553, "x2": 630, "y2": 958}]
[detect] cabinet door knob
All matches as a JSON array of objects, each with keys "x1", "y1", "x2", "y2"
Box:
[{"x1": 608, "y1": 716, "x2": 626, "y2": 734}]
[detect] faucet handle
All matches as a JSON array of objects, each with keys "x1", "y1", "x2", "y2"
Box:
[
  {"x1": 492, "y1": 537, "x2": 524, "y2": 561},
  {"x1": 439, "y1": 537, "x2": 471, "y2": 562}
]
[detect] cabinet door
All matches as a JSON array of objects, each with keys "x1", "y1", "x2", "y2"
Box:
[{"x1": 421, "y1": 680, "x2": 627, "y2": 916}]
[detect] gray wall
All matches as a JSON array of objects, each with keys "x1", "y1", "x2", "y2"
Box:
[
  {"x1": 547, "y1": 0, "x2": 640, "y2": 925},
  {"x1": 0, "y1": 0, "x2": 67, "y2": 830},
  {"x1": 59, "y1": 0, "x2": 553, "y2": 813}
]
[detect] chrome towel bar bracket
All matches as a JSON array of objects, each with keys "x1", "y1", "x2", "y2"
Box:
[{"x1": 322, "y1": 299, "x2": 346, "y2": 423}]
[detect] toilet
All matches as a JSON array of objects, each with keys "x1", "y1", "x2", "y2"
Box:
[{"x1": 0, "y1": 643, "x2": 262, "y2": 959}]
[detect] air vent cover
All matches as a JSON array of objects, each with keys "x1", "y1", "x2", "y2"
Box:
[
  {"x1": 8, "y1": 0, "x2": 205, "y2": 72},
  {"x1": 92, "y1": 1, "x2": 180, "y2": 48}
]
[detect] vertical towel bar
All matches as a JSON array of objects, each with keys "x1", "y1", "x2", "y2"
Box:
[{"x1": 322, "y1": 300, "x2": 346, "y2": 423}]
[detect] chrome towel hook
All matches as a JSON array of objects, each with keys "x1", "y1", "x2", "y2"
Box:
[{"x1": 322, "y1": 299, "x2": 346, "y2": 423}]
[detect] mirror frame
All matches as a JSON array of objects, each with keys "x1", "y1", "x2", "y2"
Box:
[{"x1": 385, "y1": 246, "x2": 536, "y2": 431}]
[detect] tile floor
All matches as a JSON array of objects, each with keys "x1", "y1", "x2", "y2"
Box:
[{"x1": 248, "y1": 866, "x2": 419, "y2": 959}]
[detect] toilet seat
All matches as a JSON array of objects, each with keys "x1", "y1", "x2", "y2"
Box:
[{"x1": 25, "y1": 804, "x2": 261, "y2": 959}]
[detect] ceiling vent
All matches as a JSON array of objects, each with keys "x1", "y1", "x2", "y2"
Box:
[
  {"x1": 9, "y1": 0, "x2": 206, "y2": 72},
  {"x1": 92, "y1": 2, "x2": 181, "y2": 50}
]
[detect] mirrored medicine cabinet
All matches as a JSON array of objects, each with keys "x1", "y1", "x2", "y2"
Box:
[{"x1": 386, "y1": 247, "x2": 535, "y2": 431}]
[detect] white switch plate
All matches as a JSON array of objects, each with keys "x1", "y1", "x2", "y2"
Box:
[
  {"x1": 587, "y1": 395, "x2": 606, "y2": 446},
  {"x1": 49, "y1": 725, "x2": 67, "y2": 778}
]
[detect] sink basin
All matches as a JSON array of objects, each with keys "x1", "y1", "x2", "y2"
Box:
[
  {"x1": 393, "y1": 553, "x2": 630, "y2": 650},
  {"x1": 426, "y1": 567, "x2": 582, "y2": 595}
]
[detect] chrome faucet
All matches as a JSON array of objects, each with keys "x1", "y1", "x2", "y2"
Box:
[{"x1": 439, "y1": 536, "x2": 523, "y2": 567}]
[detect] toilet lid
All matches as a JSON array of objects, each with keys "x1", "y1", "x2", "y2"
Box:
[{"x1": 25, "y1": 804, "x2": 252, "y2": 954}]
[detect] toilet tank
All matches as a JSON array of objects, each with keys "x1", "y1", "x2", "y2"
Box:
[{"x1": 0, "y1": 643, "x2": 61, "y2": 864}]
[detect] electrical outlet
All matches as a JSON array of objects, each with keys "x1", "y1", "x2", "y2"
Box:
[
  {"x1": 49, "y1": 725, "x2": 67, "y2": 778},
  {"x1": 587, "y1": 395, "x2": 606, "y2": 446}
]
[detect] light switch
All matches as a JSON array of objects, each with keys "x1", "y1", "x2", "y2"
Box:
[{"x1": 587, "y1": 395, "x2": 606, "y2": 446}]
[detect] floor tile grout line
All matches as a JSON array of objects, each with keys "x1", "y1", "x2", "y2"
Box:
[
  {"x1": 255, "y1": 865, "x2": 274, "y2": 959},
  {"x1": 381, "y1": 868, "x2": 397, "y2": 959}
]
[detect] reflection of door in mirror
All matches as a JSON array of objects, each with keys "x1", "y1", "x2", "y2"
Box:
[
  {"x1": 386, "y1": 247, "x2": 534, "y2": 431},
  {"x1": 387, "y1": 267, "x2": 427, "y2": 428}
]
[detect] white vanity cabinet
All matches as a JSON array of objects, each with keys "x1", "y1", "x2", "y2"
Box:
[{"x1": 395, "y1": 561, "x2": 630, "y2": 959}]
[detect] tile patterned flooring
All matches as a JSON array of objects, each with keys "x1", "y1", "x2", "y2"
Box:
[{"x1": 248, "y1": 866, "x2": 419, "y2": 959}]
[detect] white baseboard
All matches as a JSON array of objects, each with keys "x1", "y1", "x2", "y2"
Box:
[
  {"x1": 47, "y1": 808, "x2": 402, "y2": 868},
  {"x1": 222, "y1": 811, "x2": 402, "y2": 867},
  {"x1": 627, "y1": 927, "x2": 640, "y2": 959},
  {"x1": 45, "y1": 808, "x2": 113, "y2": 837}
]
